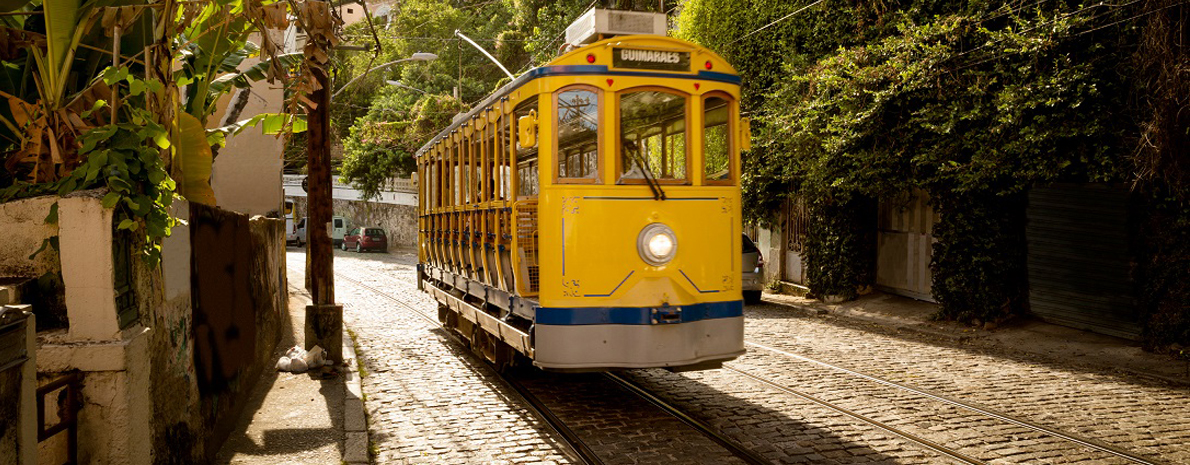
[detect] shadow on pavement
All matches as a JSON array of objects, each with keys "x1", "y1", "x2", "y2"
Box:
[{"x1": 213, "y1": 268, "x2": 345, "y2": 464}]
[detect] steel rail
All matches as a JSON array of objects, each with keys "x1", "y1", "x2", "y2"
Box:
[
  {"x1": 745, "y1": 340, "x2": 1167, "y2": 465},
  {"x1": 722, "y1": 366, "x2": 985, "y2": 465},
  {"x1": 332, "y1": 271, "x2": 605, "y2": 465},
  {"x1": 329, "y1": 265, "x2": 958, "y2": 464},
  {"x1": 603, "y1": 372, "x2": 775, "y2": 465},
  {"x1": 500, "y1": 374, "x2": 607, "y2": 465}
]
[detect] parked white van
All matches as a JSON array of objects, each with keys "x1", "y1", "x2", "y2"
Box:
[
  {"x1": 289, "y1": 216, "x2": 349, "y2": 246},
  {"x1": 330, "y1": 216, "x2": 350, "y2": 245},
  {"x1": 287, "y1": 217, "x2": 307, "y2": 246},
  {"x1": 284, "y1": 199, "x2": 304, "y2": 246}
]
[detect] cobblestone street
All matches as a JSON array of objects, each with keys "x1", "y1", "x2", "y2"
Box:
[{"x1": 297, "y1": 248, "x2": 1190, "y2": 464}]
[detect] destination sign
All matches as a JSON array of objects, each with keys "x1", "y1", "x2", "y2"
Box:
[{"x1": 612, "y1": 48, "x2": 690, "y2": 72}]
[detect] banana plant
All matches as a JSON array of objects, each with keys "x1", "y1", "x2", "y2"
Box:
[
  {"x1": 170, "y1": 0, "x2": 301, "y2": 203},
  {"x1": 0, "y1": 0, "x2": 298, "y2": 206},
  {"x1": 178, "y1": 0, "x2": 297, "y2": 122},
  {"x1": 0, "y1": 0, "x2": 156, "y2": 183}
]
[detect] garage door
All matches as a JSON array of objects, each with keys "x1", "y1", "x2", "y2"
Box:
[{"x1": 1026, "y1": 184, "x2": 1141, "y2": 340}]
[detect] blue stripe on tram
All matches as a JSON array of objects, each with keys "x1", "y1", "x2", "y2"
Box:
[
  {"x1": 536, "y1": 300, "x2": 743, "y2": 325},
  {"x1": 521, "y1": 65, "x2": 743, "y2": 85}
]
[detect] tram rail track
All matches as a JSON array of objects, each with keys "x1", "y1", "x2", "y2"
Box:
[
  {"x1": 333, "y1": 271, "x2": 794, "y2": 465},
  {"x1": 317, "y1": 258, "x2": 1168, "y2": 465},
  {"x1": 333, "y1": 272, "x2": 605, "y2": 465},
  {"x1": 603, "y1": 372, "x2": 774, "y2": 465},
  {"x1": 717, "y1": 364, "x2": 986, "y2": 464},
  {"x1": 336, "y1": 270, "x2": 776, "y2": 464},
  {"x1": 738, "y1": 340, "x2": 1167, "y2": 465}
]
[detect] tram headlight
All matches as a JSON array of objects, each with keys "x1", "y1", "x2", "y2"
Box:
[{"x1": 637, "y1": 223, "x2": 677, "y2": 266}]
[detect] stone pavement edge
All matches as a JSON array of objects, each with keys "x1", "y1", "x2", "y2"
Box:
[{"x1": 761, "y1": 288, "x2": 1190, "y2": 386}]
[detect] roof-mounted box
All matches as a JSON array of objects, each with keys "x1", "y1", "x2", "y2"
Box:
[{"x1": 565, "y1": 8, "x2": 667, "y2": 46}]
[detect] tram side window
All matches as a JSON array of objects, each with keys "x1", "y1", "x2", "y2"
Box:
[
  {"x1": 453, "y1": 143, "x2": 462, "y2": 206},
  {"x1": 515, "y1": 96, "x2": 539, "y2": 197},
  {"x1": 497, "y1": 116, "x2": 509, "y2": 200},
  {"x1": 555, "y1": 87, "x2": 600, "y2": 181},
  {"x1": 432, "y1": 153, "x2": 440, "y2": 209},
  {"x1": 487, "y1": 118, "x2": 497, "y2": 201},
  {"x1": 619, "y1": 90, "x2": 687, "y2": 183},
  {"x1": 462, "y1": 135, "x2": 471, "y2": 204},
  {"x1": 437, "y1": 147, "x2": 446, "y2": 208},
  {"x1": 497, "y1": 115, "x2": 509, "y2": 200},
  {"x1": 703, "y1": 96, "x2": 733, "y2": 184},
  {"x1": 471, "y1": 132, "x2": 479, "y2": 203}
]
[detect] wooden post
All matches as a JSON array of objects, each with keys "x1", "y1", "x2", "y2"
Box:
[
  {"x1": 302, "y1": 0, "x2": 342, "y2": 362},
  {"x1": 307, "y1": 64, "x2": 333, "y2": 305}
]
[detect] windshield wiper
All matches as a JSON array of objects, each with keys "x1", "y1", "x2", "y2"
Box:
[{"x1": 624, "y1": 140, "x2": 666, "y2": 201}]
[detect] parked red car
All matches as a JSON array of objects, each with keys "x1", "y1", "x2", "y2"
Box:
[{"x1": 341, "y1": 227, "x2": 388, "y2": 253}]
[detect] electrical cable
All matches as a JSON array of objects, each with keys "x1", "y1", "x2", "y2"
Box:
[{"x1": 725, "y1": 0, "x2": 827, "y2": 47}]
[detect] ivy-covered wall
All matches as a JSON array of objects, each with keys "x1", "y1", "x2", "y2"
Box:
[
  {"x1": 676, "y1": 0, "x2": 1189, "y2": 346},
  {"x1": 802, "y1": 196, "x2": 876, "y2": 300}
]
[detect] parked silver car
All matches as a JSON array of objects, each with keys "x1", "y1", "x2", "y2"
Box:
[{"x1": 742, "y1": 234, "x2": 764, "y2": 304}]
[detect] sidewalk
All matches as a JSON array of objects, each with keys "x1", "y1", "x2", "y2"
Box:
[
  {"x1": 761, "y1": 288, "x2": 1190, "y2": 386},
  {"x1": 214, "y1": 283, "x2": 369, "y2": 464}
]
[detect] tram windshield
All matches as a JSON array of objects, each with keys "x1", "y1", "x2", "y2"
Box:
[{"x1": 619, "y1": 90, "x2": 687, "y2": 184}]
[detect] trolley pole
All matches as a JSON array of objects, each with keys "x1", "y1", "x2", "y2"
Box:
[{"x1": 302, "y1": 0, "x2": 342, "y2": 363}]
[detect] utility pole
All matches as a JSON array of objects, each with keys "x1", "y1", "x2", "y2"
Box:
[{"x1": 301, "y1": 0, "x2": 342, "y2": 363}]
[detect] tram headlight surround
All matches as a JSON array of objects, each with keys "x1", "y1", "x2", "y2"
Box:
[{"x1": 637, "y1": 223, "x2": 677, "y2": 266}]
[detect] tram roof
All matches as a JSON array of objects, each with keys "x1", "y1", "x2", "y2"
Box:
[{"x1": 415, "y1": 35, "x2": 739, "y2": 157}]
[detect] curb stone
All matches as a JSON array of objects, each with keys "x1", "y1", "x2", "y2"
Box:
[
  {"x1": 767, "y1": 293, "x2": 973, "y2": 344},
  {"x1": 760, "y1": 292, "x2": 1190, "y2": 386},
  {"x1": 343, "y1": 327, "x2": 369, "y2": 464}
]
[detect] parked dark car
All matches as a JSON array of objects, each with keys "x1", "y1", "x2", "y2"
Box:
[
  {"x1": 342, "y1": 227, "x2": 388, "y2": 253},
  {"x1": 742, "y1": 234, "x2": 764, "y2": 305}
]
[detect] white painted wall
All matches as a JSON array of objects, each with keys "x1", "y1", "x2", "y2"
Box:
[
  {"x1": 209, "y1": 31, "x2": 288, "y2": 217},
  {"x1": 282, "y1": 175, "x2": 418, "y2": 206},
  {"x1": 58, "y1": 194, "x2": 119, "y2": 342}
]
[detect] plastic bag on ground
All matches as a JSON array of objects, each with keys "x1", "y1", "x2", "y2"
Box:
[
  {"x1": 285, "y1": 345, "x2": 307, "y2": 360},
  {"x1": 288, "y1": 357, "x2": 308, "y2": 373},
  {"x1": 305, "y1": 345, "x2": 327, "y2": 368}
]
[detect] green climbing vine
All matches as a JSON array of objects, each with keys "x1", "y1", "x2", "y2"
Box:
[{"x1": 1, "y1": 70, "x2": 177, "y2": 267}]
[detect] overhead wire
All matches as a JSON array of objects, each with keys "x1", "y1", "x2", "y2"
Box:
[
  {"x1": 948, "y1": 0, "x2": 1162, "y2": 73},
  {"x1": 735, "y1": 0, "x2": 1169, "y2": 122},
  {"x1": 1075, "y1": 0, "x2": 1188, "y2": 36},
  {"x1": 725, "y1": 0, "x2": 828, "y2": 47}
]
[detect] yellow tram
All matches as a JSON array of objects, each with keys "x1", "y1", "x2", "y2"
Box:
[{"x1": 416, "y1": 24, "x2": 750, "y2": 371}]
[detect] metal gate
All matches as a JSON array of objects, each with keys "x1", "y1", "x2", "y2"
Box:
[
  {"x1": 876, "y1": 190, "x2": 936, "y2": 302},
  {"x1": 1026, "y1": 184, "x2": 1141, "y2": 340},
  {"x1": 782, "y1": 197, "x2": 808, "y2": 284}
]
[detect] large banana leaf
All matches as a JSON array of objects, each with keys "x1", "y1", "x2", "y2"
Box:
[
  {"x1": 174, "y1": 112, "x2": 216, "y2": 205},
  {"x1": 73, "y1": 1, "x2": 156, "y2": 101},
  {"x1": 42, "y1": 0, "x2": 78, "y2": 69},
  {"x1": 182, "y1": 0, "x2": 249, "y2": 120},
  {"x1": 41, "y1": 0, "x2": 82, "y2": 107},
  {"x1": 207, "y1": 52, "x2": 303, "y2": 95}
]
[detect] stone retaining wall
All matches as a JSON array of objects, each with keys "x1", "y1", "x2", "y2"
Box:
[{"x1": 292, "y1": 197, "x2": 418, "y2": 247}]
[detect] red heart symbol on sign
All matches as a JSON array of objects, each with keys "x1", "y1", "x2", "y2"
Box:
[
  {"x1": 694, "y1": 83, "x2": 701, "y2": 90},
  {"x1": 607, "y1": 79, "x2": 614, "y2": 86}
]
